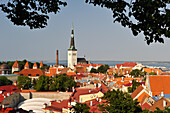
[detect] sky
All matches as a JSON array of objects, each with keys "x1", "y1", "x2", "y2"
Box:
[{"x1": 0, "y1": 0, "x2": 170, "y2": 62}]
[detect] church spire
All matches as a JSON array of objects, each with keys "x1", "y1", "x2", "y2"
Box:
[{"x1": 69, "y1": 24, "x2": 76, "y2": 50}]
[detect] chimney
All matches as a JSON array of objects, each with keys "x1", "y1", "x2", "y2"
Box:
[
  {"x1": 161, "y1": 91, "x2": 164, "y2": 97},
  {"x1": 49, "y1": 101, "x2": 52, "y2": 106},
  {"x1": 90, "y1": 101, "x2": 93, "y2": 106},
  {"x1": 72, "y1": 87, "x2": 75, "y2": 92},
  {"x1": 43, "y1": 103, "x2": 47, "y2": 108},
  {"x1": 56, "y1": 50, "x2": 59, "y2": 66},
  {"x1": 96, "y1": 97, "x2": 99, "y2": 101}
]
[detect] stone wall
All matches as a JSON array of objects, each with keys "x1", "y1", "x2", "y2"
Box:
[{"x1": 20, "y1": 92, "x2": 72, "y2": 101}]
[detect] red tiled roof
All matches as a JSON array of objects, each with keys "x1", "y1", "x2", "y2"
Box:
[
  {"x1": 12, "y1": 60, "x2": 19, "y2": 68},
  {"x1": 149, "y1": 75, "x2": 170, "y2": 96},
  {"x1": 18, "y1": 69, "x2": 45, "y2": 77},
  {"x1": 107, "y1": 68, "x2": 114, "y2": 72},
  {"x1": 143, "y1": 68, "x2": 163, "y2": 74},
  {"x1": 149, "y1": 98, "x2": 170, "y2": 111},
  {"x1": 122, "y1": 62, "x2": 137, "y2": 67},
  {"x1": 69, "y1": 88, "x2": 100, "y2": 103},
  {"x1": 43, "y1": 100, "x2": 69, "y2": 112},
  {"x1": 49, "y1": 68, "x2": 57, "y2": 75},
  {"x1": 115, "y1": 64, "x2": 122, "y2": 69},
  {"x1": 137, "y1": 92, "x2": 150, "y2": 102},
  {"x1": 131, "y1": 85, "x2": 144, "y2": 99},
  {"x1": 141, "y1": 102, "x2": 151, "y2": 110},
  {"x1": 24, "y1": 61, "x2": 29, "y2": 68},
  {"x1": 0, "y1": 85, "x2": 19, "y2": 103},
  {"x1": 66, "y1": 72, "x2": 77, "y2": 76}
]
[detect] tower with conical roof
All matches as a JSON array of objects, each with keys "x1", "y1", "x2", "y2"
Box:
[
  {"x1": 68, "y1": 25, "x2": 77, "y2": 69},
  {"x1": 24, "y1": 61, "x2": 29, "y2": 69},
  {"x1": 12, "y1": 60, "x2": 20, "y2": 73},
  {"x1": 33, "y1": 62, "x2": 38, "y2": 69}
]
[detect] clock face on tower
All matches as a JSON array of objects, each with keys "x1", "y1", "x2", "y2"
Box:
[{"x1": 73, "y1": 53, "x2": 76, "y2": 56}]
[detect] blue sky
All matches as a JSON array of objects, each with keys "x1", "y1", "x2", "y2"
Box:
[{"x1": 0, "y1": 0, "x2": 170, "y2": 62}]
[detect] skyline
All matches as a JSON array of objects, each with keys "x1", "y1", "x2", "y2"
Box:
[{"x1": 0, "y1": 0, "x2": 170, "y2": 62}]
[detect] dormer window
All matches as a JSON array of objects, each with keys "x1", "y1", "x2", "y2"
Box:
[
  {"x1": 28, "y1": 74, "x2": 31, "y2": 76},
  {"x1": 36, "y1": 74, "x2": 39, "y2": 76}
]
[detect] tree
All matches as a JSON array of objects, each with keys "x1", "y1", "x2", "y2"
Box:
[
  {"x1": 86, "y1": 0, "x2": 170, "y2": 44},
  {"x1": 130, "y1": 69, "x2": 141, "y2": 77},
  {"x1": 149, "y1": 72, "x2": 157, "y2": 75},
  {"x1": 90, "y1": 68, "x2": 98, "y2": 73},
  {"x1": 0, "y1": 0, "x2": 67, "y2": 29},
  {"x1": 1, "y1": 1, "x2": 169, "y2": 44},
  {"x1": 0, "y1": 76, "x2": 13, "y2": 86},
  {"x1": 97, "y1": 64, "x2": 109, "y2": 73},
  {"x1": 35, "y1": 75, "x2": 50, "y2": 91},
  {"x1": 17, "y1": 75, "x2": 31, "y2": 89},
  {"x1": 128, "y1": 80, "x2": 141, "y2": 93},
  {"x1": 98, "y1": 89, "x2": 142, "y2": 113},
  {"x1": 49, "y1": 74, "x2": 77, "y2": 92},
  {"x1": 72, "y1": 103, "x2": 90, "y2": 113}
]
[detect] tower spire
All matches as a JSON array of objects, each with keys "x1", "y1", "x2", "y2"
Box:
[{"x1": 69, "y1": 24, "x2": 76, "y2": 50}]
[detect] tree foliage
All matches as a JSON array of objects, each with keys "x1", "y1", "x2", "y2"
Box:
[
  {"x1": 128, "y1": 80, "x2": 141, "y2": 93},
  {"x1": 35, "y1": 74, "x2": 77, "y2": 92},
  {"x1": 0, "y1": 76, "x2": 13, "y2": 86},
  {"x1": 0, "y1": 0, "x2": 169, "y2": 44},
  {"x1": 17, "y1": 75, "x2": 31, "y2": 89},
  {"x1": 90, "y1": 68, "x2": 98, "y2": 73},
  {"x1": 98, "y1": 89, "x2": 142, "y2": 113},
  {"x1": 90, "y1": 64, "x2": 109, "y2": 73},
  {"x1": 35, "y1": 75, "x2": 50, "y2": 91},
  {"x1": 86, "y1": 0, "x2": 170, "y2": 44},
  {"x1": 130, "y1": 69, "x2": 146, "y2": 77},
  {"x1": 72, "y1": 103, "x2": 90, "y2": 113},
  {"x1": 0, "y1": 0, "x2": 67, "y2": 29},
  {"x1": 149, "y1": 72, "x2": 157, "y2": 75}
]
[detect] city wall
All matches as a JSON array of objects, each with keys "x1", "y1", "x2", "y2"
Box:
[{"x1": 20, "y1": 91, "x2": 72, "y2": 101}]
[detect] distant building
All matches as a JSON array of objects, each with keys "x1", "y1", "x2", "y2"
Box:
[
  {"x1": 68, "y1": 25, "x2": 77, "y2": 69},
  {"x1": 0, "y1": 63, "x2": 10, "y2": 75}
]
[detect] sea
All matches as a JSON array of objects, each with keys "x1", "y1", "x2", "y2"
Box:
[{"x1": 45, "y1": 60, "x2": 170, "y2": 69}]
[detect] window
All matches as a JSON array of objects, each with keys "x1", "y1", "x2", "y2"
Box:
[
  {"x1": 20, "y1": 74, "x2": 23, "y2": 76},
  {"x1": 73, "y1": 53, "x2": 76, "y2": 55},
  {"x1": 36, "y1": 74, "x2": 39, "y2": 76},
  {"x1": 28, "y1": 74, "x2": 31, "y2": 76}
]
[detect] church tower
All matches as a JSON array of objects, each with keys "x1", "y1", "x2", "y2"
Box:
[{"x1": 68, "y1": 25, "x2": 77, "y2": 69}]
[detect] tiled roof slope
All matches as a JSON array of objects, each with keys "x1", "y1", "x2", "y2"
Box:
[
  {"x1": 149, "y1": 75, "x2": 170, "y2": 96},
  {"x1": 131, "y1": 85, "x2": 144, "y2": 99},
  {"x1": 18, "y1": 69, "x2": 45, "y2": 77}
]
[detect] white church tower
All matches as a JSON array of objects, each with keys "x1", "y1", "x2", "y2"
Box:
[{"x1": 68, "y1": 25, "x2": 77, "y2": 69}]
